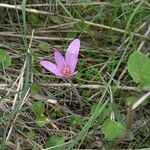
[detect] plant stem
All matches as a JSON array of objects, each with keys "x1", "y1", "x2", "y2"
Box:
[{"x1": 66, "y1": 78, "x2": 82, "y2": 109}]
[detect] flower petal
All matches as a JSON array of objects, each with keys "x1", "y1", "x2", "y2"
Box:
[
  {"x1": 66, "y1": 54, "x2": 78, "y2": 75},
  {"x1": 54, "y1": 51, "x2": 66, "y2": 69},
  {"x1": 65, "y1": 39, "x2": 80, "y2": 61},
  {"x1": 40, "y1": 60, "x2": 62, "y2": 76}
]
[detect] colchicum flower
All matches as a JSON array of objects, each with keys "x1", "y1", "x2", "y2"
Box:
[{"x1": 40, "y1": 39, "x2": 80, "y2": 77}]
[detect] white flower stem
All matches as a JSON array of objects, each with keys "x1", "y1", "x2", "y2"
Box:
[{"x1": 67, "y1": 78, "x2": 82, "y2": 109}]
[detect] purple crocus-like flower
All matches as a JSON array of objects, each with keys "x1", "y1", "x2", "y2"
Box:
[{"x1": 40, "y1": 39, "x2": 80, "y2": 77}]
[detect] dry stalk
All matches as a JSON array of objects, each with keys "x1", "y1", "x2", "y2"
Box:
[
  {"x1": 0, "y1": 32, "x2": 73, "y2": 41},
  {"x1": 39, "y1": 83, "x2": 150, "y2": 92},
  {"x1": 1, "y1": 83, "x2": 150, "y2": 92}
]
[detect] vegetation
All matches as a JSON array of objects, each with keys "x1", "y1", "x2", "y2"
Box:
[{"x1": 0, "y1": 0, "x2": 150, "y2": 149}]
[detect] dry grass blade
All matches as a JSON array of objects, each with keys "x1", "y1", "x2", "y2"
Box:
[
  {"x1": 0, "y1": 32, "x2": 73, "y2": 41},
  {"x1": 1, "y1": 83, "x2": 150, "y2": 92},
  {"x1": 39, "y1": 83, "x2": 150, "y2": 92}
]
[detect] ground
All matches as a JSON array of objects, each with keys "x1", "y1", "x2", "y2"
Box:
[{"x1": 0, "y1": 0, "x2": 150, "y2": 149}]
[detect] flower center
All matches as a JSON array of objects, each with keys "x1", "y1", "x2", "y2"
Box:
[{"x1": 62, "y1": 67, "x2": 70, "y2": 76}]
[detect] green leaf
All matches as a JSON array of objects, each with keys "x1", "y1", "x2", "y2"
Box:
[
  {"x1": 73, "y1": 21, "x2": 89, "y2": 32},
  {"x1": 70, "y1": 115, "x2": 84, "y2": 129},
  {"x1": 90, "y1": 104, "x2": 108, "y2": 121},
  {"x1": 45, "y1": 136, "x2": 65, "y2": 150},
  {"x1": 111, "y1": 103, "x2": 125, "y2": 125},
  {"x1": 114, "y1": 0, "x2": 122, "y2": 8},
  {"x1": 101, "y1": 120, "x2": 126, "y2": 141},
  {"x1": 127, "y1": 51, "x2": 150, "y2": 87},
  {"x1": 0, "y1": 49, "x2": 11, "y2": 69},
  {"x1": 39, "y1": 42, "x2": 50, "y2": 51},
  {"x1": 32, "y1": 101, "x2": 45, "y2": 116},
  {"x1": 50, "y1": 16, "x2": 62, "y2": 24},
  {"x1": 51, "y1": 106, "x2": 62, "y2": 118},
  {"x1": 31, "y1": 84, "x2": 41, "y2": 95},
  {"x1": 25, "y1": 131, "x2": 37, "y2": 139},
  {"x1": 27, "y1": 13, "x2": 43, "y2": 26},
  {"x1": 35, "y1": 114, "x2": 46, "y2": 127},
  {"x1": 67, "y1": 32, "x2": 77, "y2": 39}
]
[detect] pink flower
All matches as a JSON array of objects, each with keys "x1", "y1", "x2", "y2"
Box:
[{"x1": 40, "y1": 39, "x2": 80, "y2": 77}]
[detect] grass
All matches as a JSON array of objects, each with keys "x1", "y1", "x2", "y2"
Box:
[{"x1": 0, "y1": 0, "x2": 150, "y2": 149}]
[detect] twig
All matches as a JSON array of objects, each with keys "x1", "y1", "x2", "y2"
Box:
[
  {"x1": 1, "y1": 83, "x2": 149, "y2": 92},
  {"x1": 42, "y1": 17, "x2": 150, "y2": 40},
  {"x1": 39, "y1": 83, "x2": 150, "y2": 92},
  {"x1": 0, "y1": 32, "x2": 73, "y2": 41},
  {"x1": 0, "y1": 3, "x2": 54, "y2": 15}
]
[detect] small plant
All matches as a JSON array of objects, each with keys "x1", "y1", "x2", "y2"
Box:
[
  {"x1": 40, "y1": 39, "x2": 80, "y2": 77},
  {"x1": 31, "y1": 101, "x2": 46, "y2": 127},
  {"x1": 25, "y1": 131, "x2": 37, "y2": 140},
  {"x1": 31, "y1": 84, "x2": 42, "y2": 95},
  {"x1": 70, "y1": 114, "x2": 85, "y2": 130},
  {"x1": 0, "y1": 49, "x2": 11, "y2": 69},
  {"x1": 39, "y1": 42, "x2": 50, "y2": 51},
  {"x1": 51, "y1": 106, "x2": 63, "y2": 118},
  {"x1": 40, "y1": 39, "x2": 82, "y2": 107}
]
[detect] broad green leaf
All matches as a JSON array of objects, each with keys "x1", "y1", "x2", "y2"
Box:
[
  {"x1": 45, "y1": 136, "x2": 65, "y2": 150},
  {"x1": 101, "y1": 120, "x2": 126, "y2": 141},
  {"x1": 127, "y1": 51, "x2": 150, "y2": 86},
  {"x1": 139, "y1": 81, "x2": 150, "y2": 88},
  {"x1": 0, "y1": 49, "x2": 11, "y2": 69},
  {"x1": 35, "y1": 114, "x2": 46, "y2": 127},
  {"x1": 39, "y1": 42, "x2": 50, "y2": 51},
  {"x1": 32, "y1": 101, "x2": 45, "y2": 116}
]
